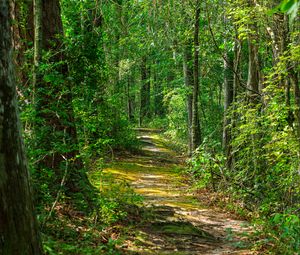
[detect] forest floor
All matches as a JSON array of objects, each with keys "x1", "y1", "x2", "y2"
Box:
[{"x1": 102, "y1": 129, "x2": 257, "y2": 255}]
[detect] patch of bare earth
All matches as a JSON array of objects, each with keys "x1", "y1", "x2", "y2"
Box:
[{"x1": 106, "y1": 130, "x2": 257, "y2": 255}]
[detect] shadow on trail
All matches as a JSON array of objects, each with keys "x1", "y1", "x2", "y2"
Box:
[{"x1": 105, "y1": 129, "x2": 255, "y2": 255}]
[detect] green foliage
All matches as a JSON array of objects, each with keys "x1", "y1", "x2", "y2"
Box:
[
  {"x1": 262, "y1": 213, "x2": 300, "y2": 254},
  {"x1": 89, "y1": 162, "x2": 143, "y2": 225},
  {"x1": 278, "y1": 0, "x2": 300, "y2": 20},
  {"x1": 188, "y1": 139, "x2": 225, "y2": 190},
  {"x1": 43, "y1": 224, "x2": 122, "y2": 255},
  {"x1": 164, "y1": 88, "x2": 188, "y2": 143}
]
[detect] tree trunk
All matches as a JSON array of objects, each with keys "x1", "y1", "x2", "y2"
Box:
[
  {"x1": 34, "y1": 0, "x2": 94, "y2": 202},
  {"x1": 33, "y1": 0, "x2": 42, "y2": 103},
  {"x1": 127, "y1": 75, "x2": 134, "y2": 121},
  {"x1": 223, "y1": 49, "x2": 234, "y2": 167},
  {"x1": 140, "y1": 57, "x2": 151, "y2": 126},
  {"x1": 183, "y1": 43, "x2": 194, "y2": 155},
  {"x1": 11, "y1": 0, "x2": 34, "y2": 85},
  {"x1": 247, "y1": 38, "x2": 260, "y2": 98},
  {"x1": 191, "y1": 0, "x2": 202, "y2": 151},
  {"x1": 291, "y1": 71, "x2": 300, "y2": 138},
  {"x1": 247, "y1": 1, "x2": 260, "y2": 99},
  {"x1": 0, "y1": 1, "x2": 43, "y2": 253},
  {"x1": 153, "y1": 64, "x2": 164, "y2": 117}
]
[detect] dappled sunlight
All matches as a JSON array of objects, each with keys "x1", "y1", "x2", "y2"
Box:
[{"x1": 100, "y1": 130, "x2": 255, "y2": 254}]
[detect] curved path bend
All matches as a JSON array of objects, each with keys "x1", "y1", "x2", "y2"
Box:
[{"x1": 104, "y1": 129, "x2": 256, "y2": 255}]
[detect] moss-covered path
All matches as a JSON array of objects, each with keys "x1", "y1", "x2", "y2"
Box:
[{"x1": 105, "y1": 129, "x2": 255, "y2": 255}]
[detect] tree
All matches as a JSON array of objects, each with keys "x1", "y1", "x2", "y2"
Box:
[
  {"x1": 183, "y1": 43, "x2": 194, "y2": 155},
  {"x1": 140, "y1": 56, "x2": 151, "y2": 126},
  {"x1": 191, "y1": 0, "x2": 202, "y2": 151},
  {"x1": 0, "y1": 0, "x2": 43, "y2": 254},
  {"x1": 33, "y1": 0, "x2": 95, "y2": 206}
]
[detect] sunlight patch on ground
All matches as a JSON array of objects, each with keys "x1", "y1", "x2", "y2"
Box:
[{"x1": 99, "y1": 130, "x2": 256, "y2": 255}]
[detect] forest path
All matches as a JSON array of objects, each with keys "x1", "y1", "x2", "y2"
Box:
[{"x1": 104, "y1": 129, "x2": 255, "y2": 255}]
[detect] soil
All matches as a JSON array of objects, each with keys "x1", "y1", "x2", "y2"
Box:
[{"x1": 104, "y1": 130, "x2": 257, "y2": 255}]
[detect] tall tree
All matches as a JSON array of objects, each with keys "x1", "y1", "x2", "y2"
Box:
[
  {"x1": 34, "y1": 0, "x2": 94, "y2": 203},
  {"x1": 183, "y1": 43, "x2": 194, "y2": 155},
  {"x1": 140, "y1": 56, "x2": 151, "y2": 126},
  {"x1": 247, "y1": 0, "x2": 261, "y2": 98},
  {"x1": 0, "y1": 0, "x2": 43, "y2": 253},
  {"x1": 191, "y1": 0, "x2": 202, "y2": 151}
]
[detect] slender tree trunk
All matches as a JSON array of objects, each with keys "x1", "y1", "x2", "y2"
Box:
[
  {"x1": 140, "y1": 57, "x2": 151, "y2": 126},
  {"x1": 230, "y1": 35, "x2": 242, "y2": 171},
  {"x1": 153, "y1": 64, "x2": 164, "y2": 117},
  {"x1": 191, "y1": 0, "x2": 202, "y2": 151},
  {"x1": 247, "y1": 1, "x2": 260, "y2": 99},
  {"x1": 291, "y1": 71, "x2": 300, "y2": 138},
  {"x1": 183, "y1": 44, "x2": 194, "y2": 155},
  {"x1": 127, "y1": 76, "x2": 134, "y2": 121},
  {"x1": 33, "y1": 0, "x2": 42, "y2": 103},
  {"x1": 0, "y1": 1, "x2": 43, "y2": 253},
  {"x1": 223, "y1": 49, "x2": 234, "y2": 168},
  {"x1": 11, "y1": 0, "x2": 34, "y2": 84}
]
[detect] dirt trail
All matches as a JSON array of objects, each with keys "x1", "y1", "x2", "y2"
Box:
[{"x1": 105, "y1": 130, "x2": 256, "y2": 255}]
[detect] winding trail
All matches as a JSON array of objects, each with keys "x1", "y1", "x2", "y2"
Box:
[{"x1": 105, "y1": 129, "x2": 256, "y2": 255}]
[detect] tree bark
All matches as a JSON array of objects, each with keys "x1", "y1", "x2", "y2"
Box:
[
  {"x1": 183, "y1": 43, "x2": 194, "y2": 155},
  {"x1": 291, "y1": 71, "x2": 300, "y2": 138},
  {"x1": 191, "y1": 0, "x2": 202, "y2": 151},
  {"x1": 247, "y1": 1, "x2": 260, "y2": 99},
  {"x1": 0, "y1": 1, "x2": 43, "y2": 254},
  {"x1": 33, "y1": 0, "x2": 42, "y2": 103},
  {"x1": 247, "y1": 38, "x2": 260, "y2": 98},
  {"x1": 223, "y1": 49, "x2": 234, "y2": 167},
  {"x1": 34, "y1": 0, "x2": 94, "y2": 201}
]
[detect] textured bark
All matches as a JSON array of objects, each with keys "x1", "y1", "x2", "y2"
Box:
[
  {"x1": 11, "y1": 0, "x2": 34, "y2": 87},
  {"x1": 127, "y1": 75, "x2": 135, "y2": 121},
  {"x1": 291, "y1": 71, "x2": 300, "y2": 138},
  {"x1": 33, "y1": 0, "x2": 42, "y2": 100},
  {"x1": 0, "y1": 1, "x2": 43, "y2": 254},
  {"x1": 34, "y1": 0, "x2": 93, "y2": 198},
  {"x1": 183, "y1": 44, "x2": 194, "y2": 155},
  {"x1": 247, "y1": 38, "x2": 260, "y2": 97},
  {"x1": 41, "y1": 0, "x2": 63, "y2": 50},
  {"x1": 247, "y1": 1, "x2": 260, "y2": 98},
  {"x1": 191, "y1": 0, "x2": 202, "y2": 151}
]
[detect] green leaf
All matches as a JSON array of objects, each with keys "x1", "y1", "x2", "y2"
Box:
[{"x1": 280, "y1": 0, "x2": 295, "y2": 12}]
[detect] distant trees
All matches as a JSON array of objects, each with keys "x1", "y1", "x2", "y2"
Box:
[{"x1": 0, "y1": 0, "x2": 42, "y2": 253}]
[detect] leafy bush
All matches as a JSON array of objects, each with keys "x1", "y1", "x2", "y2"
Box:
[{"x1": 188, "y1": 139, "x2": 225, "y2": 191}]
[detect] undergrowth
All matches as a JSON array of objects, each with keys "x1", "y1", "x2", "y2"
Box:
[{"x1": 41, "y1": 158, "x2": 143, "y2": 254}]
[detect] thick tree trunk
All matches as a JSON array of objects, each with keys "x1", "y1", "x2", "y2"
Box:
[
  {"x1": 191, "y1": 0, "x2": 202, "y2": 151},
  {"x1": 34, "y1": 0, "x2": 94, "y2": 201},
  {"x1": 247, "y1": 38, "x2": 260, "y2": 98},
  {"x1": 183, "y1": 44, "x2": 194, "y2": 155},
  {"x1": 0, "y1": 1, "x2": 43, "y2": 254}
]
